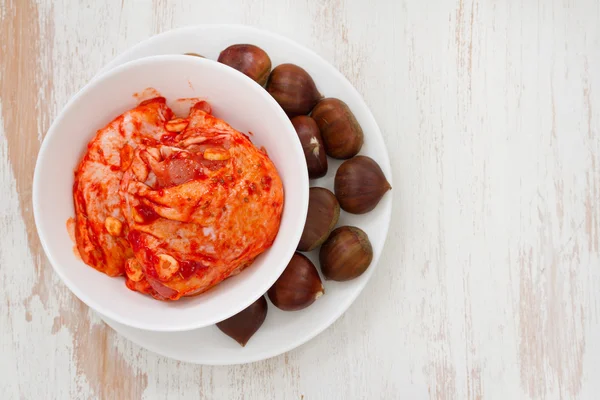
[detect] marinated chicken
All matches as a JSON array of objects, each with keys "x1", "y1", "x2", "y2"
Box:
[{"x1": 72, "y1": 96, "x2": 284, "y2": 300}]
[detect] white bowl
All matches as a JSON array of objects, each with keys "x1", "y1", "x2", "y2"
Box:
[{"x1": 32, "y1": 55, "x2": 309, "y2": 332}]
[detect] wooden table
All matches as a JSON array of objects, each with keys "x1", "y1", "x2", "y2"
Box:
[{"x1": 1, "y1": 1, "x2": 599, "y2": 398}]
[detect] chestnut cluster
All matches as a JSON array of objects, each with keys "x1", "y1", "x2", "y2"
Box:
[{"x1": 190, "y1": 43, "x2": 391, "y2": 347}]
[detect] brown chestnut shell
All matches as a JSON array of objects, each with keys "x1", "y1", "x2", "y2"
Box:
[
  {"x1": 311, "y1": 98, "x2": 364, "y2": 159},
  {"x1": 216, "y1": 295, "x2": 268, "y2": 347},
  {"x1": 218, "y1": 44, "x2": 272, "y2": 86},
  {"x1": 319, "y1": 226, "x2": 373, "y2": 281},
  {"x1": 266, "y1": 64, "x2": 322, "y2": 117},
  {"x1": 334, "y1": 155, "x2": 391, "y2": 214},
  {"x1": 298, "y1": 187, "x2": 340, "y2": 251},
  {"x1": 268, "y1": 253, "x2": 324, "y2": 311},
  {"x1": 291, "y1": 116, "x2": 328, "y2": 179}
]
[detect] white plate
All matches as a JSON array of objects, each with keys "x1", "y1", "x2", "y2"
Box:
[{"x1": 99, "y1": 24, "x2": 393, "y2": 365}]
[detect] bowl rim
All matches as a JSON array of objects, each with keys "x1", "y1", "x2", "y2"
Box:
[{"x1": 32, "y1": 53, "x2": 309, "y2": 332}]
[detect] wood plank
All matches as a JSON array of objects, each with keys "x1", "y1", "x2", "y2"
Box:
[{"x1": 1, "y1": 0, "x2": 599, "y2": 398}]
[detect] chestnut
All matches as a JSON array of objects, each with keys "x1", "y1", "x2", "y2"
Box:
[
  {"x1": 311, "y1": 98, "x2": 364, "y2": 159},
  {"x1": 297, "y1": 187, "x2": 340, "y2": 251},
  {"x1": 334, "y1": 155, "x2": 391, "y2": 214},
  {"x1": 218, "y1": 44, "x2": 272, "y2": 86},
  {"x1": 291, "y1": 116, "x2": 327, "y2": 179},
  {"x1": 216, "y1": 295, "x2": 268, "y2": 346},
  {"x1": 266, "y1": 64, "x2": 322, "y2": 117},
  {"x1": 319, "y1": 226, "x2": 373, "y2": 281},
  {"x1": 268, "y1": 253, "x2": 324, "y2": 311}
]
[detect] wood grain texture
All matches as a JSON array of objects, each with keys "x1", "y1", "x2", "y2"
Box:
[{"x1": 1, "y1": 0, "x2": 599, "y2": 399}]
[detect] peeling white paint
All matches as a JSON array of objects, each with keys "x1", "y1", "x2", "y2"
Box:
[{"x1": 2, "y1": 0, "x2": 600, "y2": 399}]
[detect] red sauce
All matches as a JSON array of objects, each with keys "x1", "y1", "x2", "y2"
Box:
[
  {"x1": 128, "y1": 230, "x2": 143, "y2": 252},
  {"x1": 89, "y1": 182, "x2": 101, "y2": 196},
  {"x1": 131, "y1": 119, "x2": 142, "y2": 133},
  {"x1": 160, "y1": 132, "x2": 178, "y2": 143},
  {"x1": 146, "y1": 252, "x2": 160, "y2": 278},
  {"x1": 138, "y1": 96, "x2": 166, "y2": 106},
  {"x1": 135, "y1": 203, "x2": 160, "y2": 223},
  {"x1": 234, "y1": 135, "x2": 249, "y2": 145},
  {"x1": 119, "y1": 144, "x2": 134, "y2": 171},
  {"x1": 247, "y1": 181, "x2": 258, "y2": 196},
  {"x1": 139, "y1": 137, "x2": 157, "y2": 146},
  {"x1": 117, "y1": 118, "x2": 126, "y2": 137},
  {"x1": 179, "y1": 260, "x2": 207, "y2": 279},
  {"x1": 261, "y1": 175, "x2": 272, "y2": 192},
  {"x1": 200, "y1": 159, "x2": 227, "y2": 172}
]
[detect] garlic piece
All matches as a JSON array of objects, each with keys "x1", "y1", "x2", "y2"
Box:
[
  {"x1": 204, "y1": 148, "x2": 231, "y2": 161},
  {"x1": 125, "y1": 258, "x2": 143, "y2": 282},
  {"x1": 165, "y1": 118, "x2": 189, "y2": 133},
  {"x1": 156, "y1": 254, "x2": 180, "y2": 281},
  {"x1": 104, "y1": 216, "x2": 122, "y2": 236},
  {"x1": 119, "y1": 144, "x2": 134, "y2": 171},
  {"x1": 145, "y1": 147, "x2": 162, "y2": 160},
  {"x1": 131, "y1": 158, "x2": 149, "y2": 182},
  {"x1": 132, "y1": 208, "x2": 145, "y2": 223}
]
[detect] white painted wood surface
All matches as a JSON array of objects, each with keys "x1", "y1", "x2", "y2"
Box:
[{"x1": 1, "y1": 0, "x2": 599, "y2": 398}]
